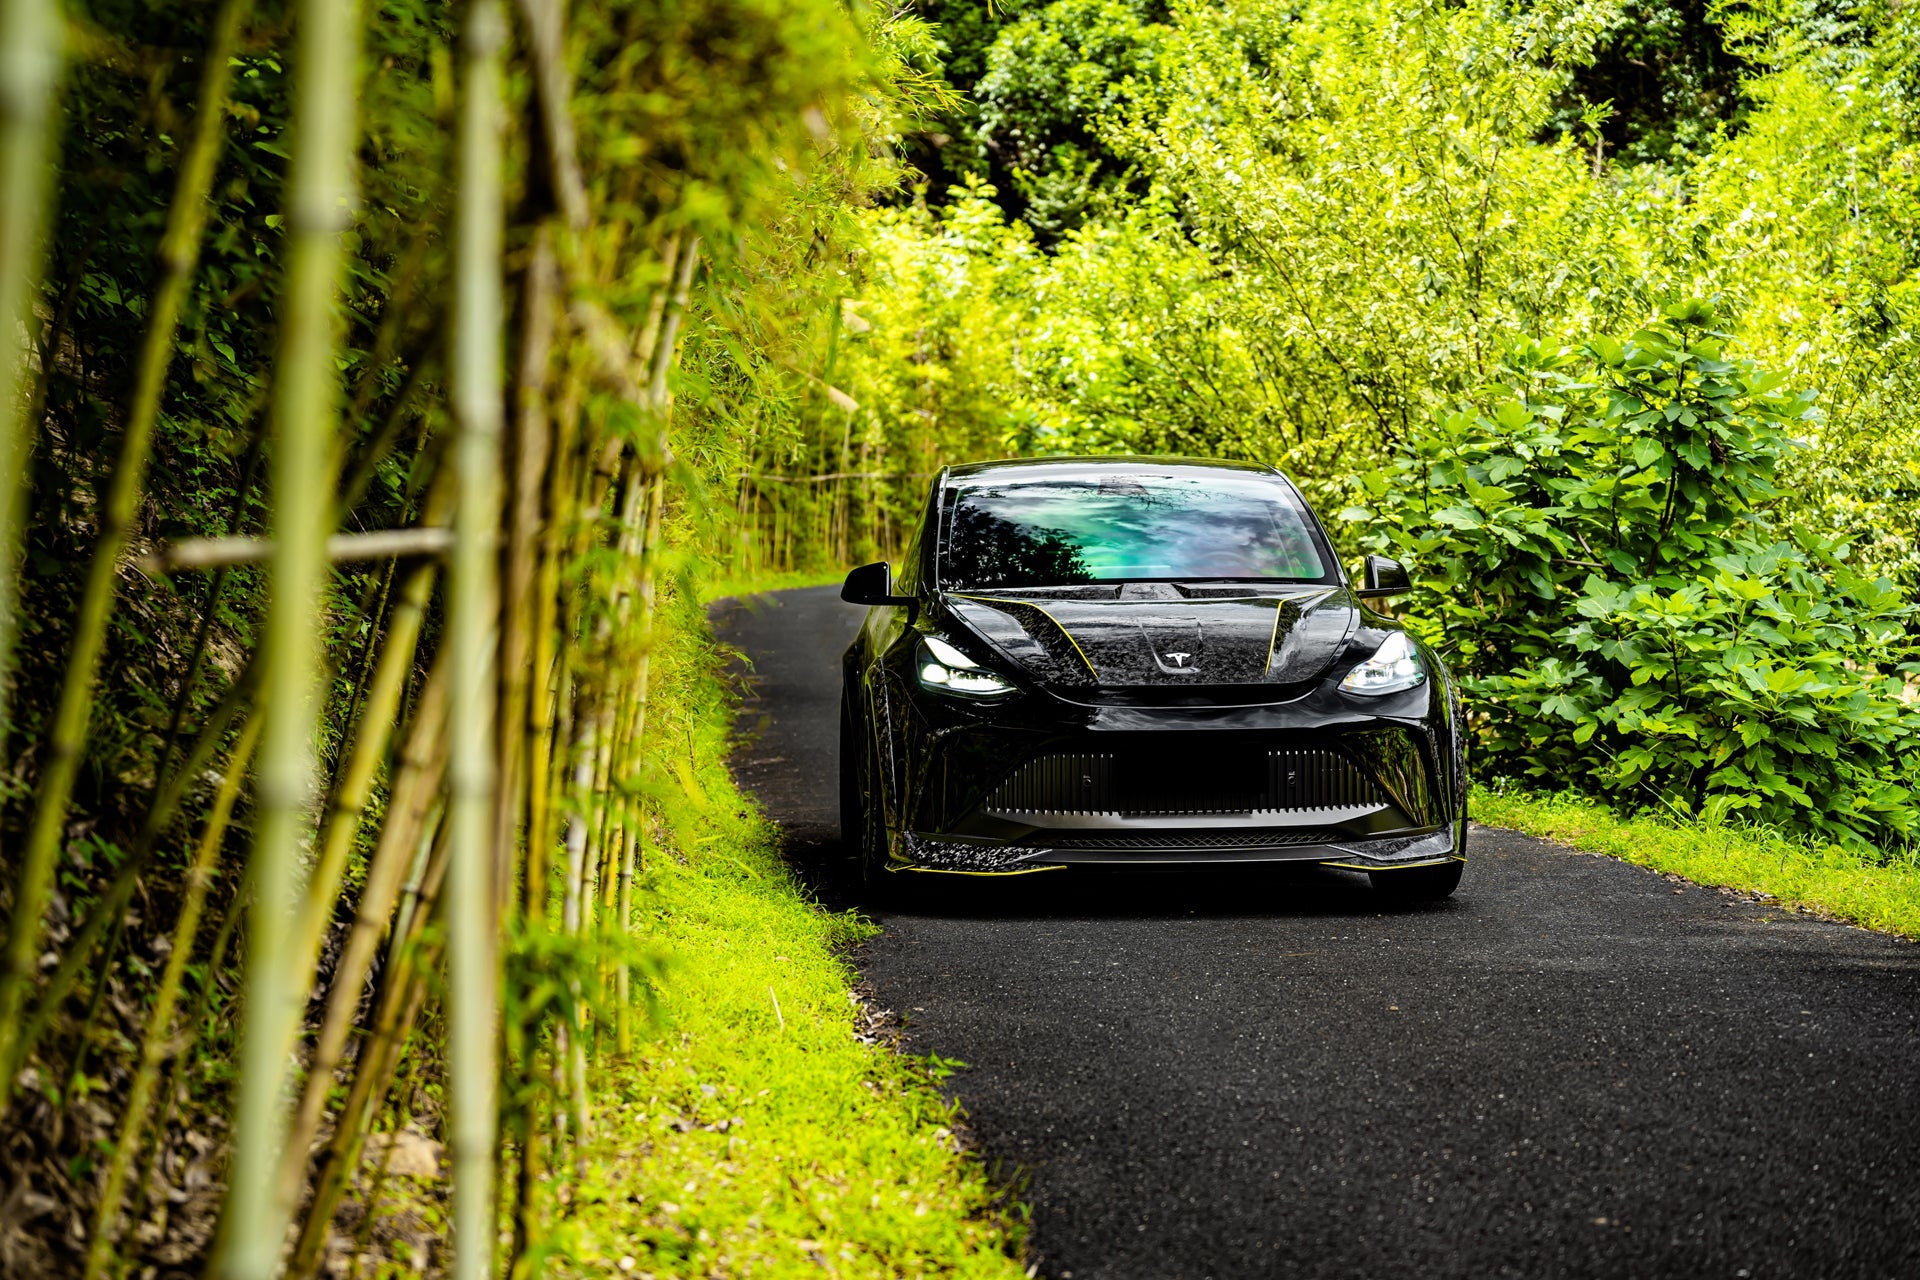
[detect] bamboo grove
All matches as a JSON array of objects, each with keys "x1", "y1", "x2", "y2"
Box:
[{"x1": 0, "y1": 0, "x2": 924, "y2": 1273}]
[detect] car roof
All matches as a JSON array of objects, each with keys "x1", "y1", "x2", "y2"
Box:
[{"x1": 942, "y1": 455, "x2": 1284, "y2": 486}]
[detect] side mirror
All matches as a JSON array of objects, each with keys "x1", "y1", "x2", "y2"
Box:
[
  {"x1": 841, "y1": 561, "x2": 914, "y2": 608},
  {"x1": 1356, "y1": 554, "x2": 1411, "y2": 599}
]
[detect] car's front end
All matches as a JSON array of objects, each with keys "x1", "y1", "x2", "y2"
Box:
[{"x1": 842, "y1": 457, "x2": 1468, "y2": 899}]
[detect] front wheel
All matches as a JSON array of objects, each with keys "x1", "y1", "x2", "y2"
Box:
[
  {"x1": 1370, "y1": 860, "x2": 1463, "y2": 903},
  {"x1": 838, "y1": 692, "x2": 865, "y2": 862}
]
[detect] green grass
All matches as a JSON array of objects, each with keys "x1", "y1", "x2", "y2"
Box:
[
  {"x1": 1475, "y1": 786, "x2": 1920, "y2": 940},
  {"x1": 547, "y1": 591, "x2": 1027, "y2": 1279},
  {"x1": 700, "y1": 566, "x2": 847, "y2": 604}
]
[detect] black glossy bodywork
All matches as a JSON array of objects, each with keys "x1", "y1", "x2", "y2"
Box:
[{"x1": 840, "y1": 458, "x2": 1468, "y2": 880}]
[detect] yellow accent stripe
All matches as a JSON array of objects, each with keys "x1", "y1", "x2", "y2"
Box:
[
  {"x1": 953, "y1": 594, "x2": 1099, "y2": 680},
  {"x1": 1319, "y1": 855, "x2": 1465, "y2": 872},
  {"x1": 1264, "y1": 599, "x2": 1285, "y2": 672}
]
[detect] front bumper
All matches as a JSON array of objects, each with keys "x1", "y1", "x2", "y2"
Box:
[
  {"x1": 897, "y1": 822, "x2": 1464, "y2": 874},
  {"x1": 874, "y1": 656, "x2": 1465, "y2": 877}
]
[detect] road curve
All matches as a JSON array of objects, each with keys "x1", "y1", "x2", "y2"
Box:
[{"x1": 716, "y1": 585, "x2": 1920, "y2": 1280}]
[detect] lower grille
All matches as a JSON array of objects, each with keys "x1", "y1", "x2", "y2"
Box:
[
  {"x1": 1270, "y1": 746, "x2": 1377, "y2": 809},
  {"x1": 986, "y1": 752, "x2": 1118, "y2": 815},
  {"x1": 985, "y1": 745, "x2": 1391, "y2": 818},
  {"x1": 1028, "y1": 829, "x2": 1339, "y2": 851}
]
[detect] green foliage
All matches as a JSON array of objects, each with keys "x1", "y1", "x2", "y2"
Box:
[
  {"x1": 836, "y1": 0, "x2": 1663, "y2": 501},
  {"x1": 973, "y1": 0, "x2": 1166, "y2": 237},
  {"x1": 1100, "y1": 0, "x2": 1626, "y2": 455},
  {"x1": 1548, "y1": 550, "x2": 1917, "y2": 839},
  {"x1": 1674, "y1": 0, "x2": 1920, "y2": 592},
  {"x1": 1345, "y1": 306, "x2": 1920, "y2": 847},
  {"x1": 1546, "y1": 1, "x2": 1746, "y2": 164}
]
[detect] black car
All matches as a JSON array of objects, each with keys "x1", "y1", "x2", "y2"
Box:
[{"x1": 838, "y1": 456, "x2": 1468, "y2": 900}]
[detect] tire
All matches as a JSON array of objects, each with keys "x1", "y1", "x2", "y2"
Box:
[
  {"x1": 840, "y1": 690, "x2": 888, "y2": 888},
  {"x1": 839, "y1": 692, "x2": 865, "y2": 862},
  {"x1": 1447, "y1": 675, "x2": 1469, "y2": 825},
  {"x1": 1370, "y1": 860, "x2": 1463, "y2": 903}
]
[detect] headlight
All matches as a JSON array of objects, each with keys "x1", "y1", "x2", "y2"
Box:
[
  {"x1": 917, "y1": 635, "x2": 1014, "y2": 697},
  {"x1": 1338, "y1": 631, "x2": 1426, "y2": 696}
]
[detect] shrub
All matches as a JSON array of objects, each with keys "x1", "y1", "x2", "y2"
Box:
[{"x1": 1344, "y1": 302, "x2": 1920, "y2": 849}]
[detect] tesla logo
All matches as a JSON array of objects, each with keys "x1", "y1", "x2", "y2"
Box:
[{"x1": 1165, "y1": 651, "x2": 1192, "y2": 668}]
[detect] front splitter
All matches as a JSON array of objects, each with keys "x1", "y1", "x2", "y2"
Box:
[{"x1": 892, "y1": 825, "x2": 1461, "y2": 875}]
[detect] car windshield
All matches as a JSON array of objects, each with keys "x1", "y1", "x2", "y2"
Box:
[{"x1": 939, "y1": 472, "x2": 1332, "y2": 590}]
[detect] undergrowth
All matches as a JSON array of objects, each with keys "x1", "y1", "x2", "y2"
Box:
[
  {"x1": 543, "y1": 586, "x2": 1028, "y2": 1278},
  {"x1": 1476, "y1": 785, "x2": 1920, "y2": 941}
]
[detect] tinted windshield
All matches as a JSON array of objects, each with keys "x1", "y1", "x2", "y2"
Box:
[{"x1": 939, "y1": 472, "x2": 1332, "y2": 590}]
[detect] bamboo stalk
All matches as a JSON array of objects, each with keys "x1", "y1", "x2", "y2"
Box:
[
  {"x1": 6, "y1": 652, "x2": 260, "y2": 1098},
  {"x1": 504, "y1": 223, "x2": 562, "y2": 1270},
  {"x1": 647, "y1": 236, "x2": 700, "y2": 426},
  {"x1": 84, "y1": 715, "x2": 263, "y2": 1280},
  {"x1": 334, "y1": 338, "x2": 437, "y2": 517},
  {"x1": 288, "y1": 948, "x2": 435, "y2": 1280},
  {"x1": 59, "y1": 911, "x2": 125, "y2": 1123},
  {"x1": 614, "y1": 808, "x2": 636, "y2": 1055},
  {"x1": 497, "y1": 224, "x2": 557, "y2": 920},
  {"x1": 389, "y1": 798, "x2": 448, "y2": 978},
  {"x1": 269, "y1": 553, "x2": 441, "y2": 1223},
  {"x1": 0, "y1": 0, "x2": 62, "y2": 749},
  {"x1": 523, "y1": 358, "x2": 582, "y2": 921},
  {"x1": 155, "y1": 422, "x2": 267, "y2": 783},
  {"x1": 629, "y1": 474, "x2": 665, "y2": 753},
  {"x1": 131, "y1": 869, "x2": 245, "y2": 1237},
  {"x1": 286, "y1": 793, "x2": 448, "y2": 1278},
  {"x1": 589, "y1": 464, "x2": 645, "y2": 877},
  {"x1": 448, "y1": 0, "x2": 508, "y2": 1274},
  {"x1": 608, "y1": 224, "x2": 691, "y2": 1048},
  {"x1": 289, "y1": 803, "x2": 450, "y2": 1279},
  {"x1": 560, "y1": 678, "x2": 597, "y2": 1140},
  {"x1": 289, "y1": 546, "x2": 441, "y2": 986},
  {"x1": 634, "y1": 234, "x2": 682, "y2": 373},
  {"x1": 516, "y1": 0, "x2": 588, "y2": 232},
  {"x1": 219, "y1": 0, "x2": 363, "y2": 1266},
  {"x1": 280, "y1": 721, "x2": 447, "y2": 1251},
  {"x1": 340, "y1": 235, "x2": 430, "y2": 437},
  {"x1": 345, "y1": 1034, "x2": 432, "y2": 1280},
  {"x1": 140, "y1": 525, "x2": 454, "y2": 573},
  {"x1": 323, "y1": 552, "x2": 399, "y2": 792},
  {"x1": 303, "y1": 652, "x2": 445, "y2": 1082},
  {"x1": 0, "y1": 0, "x2": 249, "y2": 1105}
]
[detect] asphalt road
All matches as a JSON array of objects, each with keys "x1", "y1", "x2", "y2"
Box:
[{"x1": 716, "y1": 585, "x2": 1920, "y2": 1280}]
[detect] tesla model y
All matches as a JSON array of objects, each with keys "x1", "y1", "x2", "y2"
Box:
[{"x1": 838, "y1": 457, "x2": 1468, "y2": 900}]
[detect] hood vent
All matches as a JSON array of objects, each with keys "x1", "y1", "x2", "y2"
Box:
[{"x1": 948, "y1": 589, "x2": 1356, "y2": 691}]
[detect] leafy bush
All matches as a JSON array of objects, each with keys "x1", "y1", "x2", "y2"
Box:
[
  {"x1": 1345, "y1": 303, "x2": 1920, "y2": 849},
  {"x1": 973, "y1": 0, "x2": 1167, "y2": 237}
]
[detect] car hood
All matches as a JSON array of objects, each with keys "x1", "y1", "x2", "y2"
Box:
[{"x1": 945, "y1": 586, "x2": 1362, "y2": 691}]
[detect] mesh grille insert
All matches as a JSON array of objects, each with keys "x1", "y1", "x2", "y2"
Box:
[
  {"x1": 1029, "y1": 829, "x2": 1338, "y2": 851},
  {"x1": 984, "y1": 746, "x2": 1389, "y2": 817}
]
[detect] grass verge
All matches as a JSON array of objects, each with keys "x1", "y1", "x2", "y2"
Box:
[
  {"x1": 1475, "y1": 786, "x2": 1920, "y2": 940},
  {"x1": 702, "y1": 566, "x2": 848, "y2": 602},
  {"x1": 547, "y1": 588, "x2": 1027, "y2": 1279}
]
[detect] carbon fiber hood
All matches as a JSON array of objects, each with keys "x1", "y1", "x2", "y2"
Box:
[{"x1": 946, "y1": 584, "x2": 1360, "y2": 691}]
